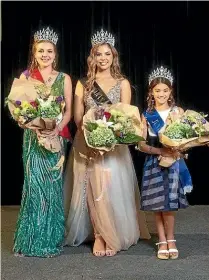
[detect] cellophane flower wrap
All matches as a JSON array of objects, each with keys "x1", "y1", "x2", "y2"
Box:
[
  {"x1": 5, "y1": 78, "x2": 65, "y2": 152},
  {"x1": 158, "y1": 109, "x2": 209, "y2": 167},
  {"x1": 83, "y1": 102, "x2": 145, "y2": 153}
]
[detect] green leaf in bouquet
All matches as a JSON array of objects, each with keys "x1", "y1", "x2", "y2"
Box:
[
  {"x1": 184, "y1": 125, "x2": 196, "y2": 138},
  {"x1": 116, "y1": 133, "x2": 145, "y2": 144},
  {"x1": 4, "y1": 97, "x2": 9, "y2": 107},
  {"x1": 109, "y1": 109, "x2": 123, "y2": 118},
  {"x1": 200, "y1": 131, "x2": 209, "y2": 136},
  {"x1": 108, "y1": 115, "x2": 115, "y2": 122},
  {"x1": 86, "y1": 122, "x2": 98, "y2": 132}
]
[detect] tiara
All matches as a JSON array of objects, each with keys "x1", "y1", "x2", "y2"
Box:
[
  {"x1": 91, "y1": 28, "x2": 115, "y2": 47},
  {"x1": 34, "y1": 27, "x2": 58, "y2": 45},
  {"x1": 148, "y1": 66, "x2": 173, "y2": 85}
]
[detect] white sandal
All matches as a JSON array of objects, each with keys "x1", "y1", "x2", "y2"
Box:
[
  {"x1": 167, "y1": 239, "x2": 179, "y2": 259},
  {"x1": 156, "y1": 241, "x2": 169, "y2": 260}
]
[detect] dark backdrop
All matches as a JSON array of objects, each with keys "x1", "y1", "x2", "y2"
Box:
[{"x1": 2, "y1": 1, "x2": 209, "y2": 205}]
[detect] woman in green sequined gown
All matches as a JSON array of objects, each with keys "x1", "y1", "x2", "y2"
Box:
[{"x1": 13, "y1": 27, "x2": 72, "y2": 257}]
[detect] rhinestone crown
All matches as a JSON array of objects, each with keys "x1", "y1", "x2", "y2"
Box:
[
  {"x1": 149, "y1": 66, "x2": 173, "y2": 85},
  {"x1": 34, "y1": 27, "x2": 58, "y2": 45},
  {"x1": 91, "y1": 28, "x2": 115, "y2": 47}
]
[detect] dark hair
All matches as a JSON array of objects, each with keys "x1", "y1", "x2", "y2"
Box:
[{"x1": 146, "y1": 77, "x2": 175, "y2": 111}]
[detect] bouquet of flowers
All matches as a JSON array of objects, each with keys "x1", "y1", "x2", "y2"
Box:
[
  {"x1": 5, "y1": 78, "x2": 65, "y2": 152},
  {"x1": 158, "y1": 110, "x2": 209, "y2": 167},
  {"x1": 83, "y1": 102, "x2": 145, "y2": 153}
]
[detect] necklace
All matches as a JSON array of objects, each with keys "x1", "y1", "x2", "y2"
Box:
[
  {"x1": 45, "y1": 76, "x2": 53, "y2": 85},
  {"x1": 39, "y1": 68, "x2": 54, "y2": 85}
]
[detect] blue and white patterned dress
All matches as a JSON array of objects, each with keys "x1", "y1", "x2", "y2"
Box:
[{"x1": 141, "y1": 108, "x2": 191, "y2": 212}]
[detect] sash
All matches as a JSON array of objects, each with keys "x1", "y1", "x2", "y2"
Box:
[
  {"x1": 23, "y1": 69, "x2": 44, "y2": 82},
  {"x1": 143, "y1": 109, "x2": 164, "y2": 135},
  {"x1": 80, "y1": 77, "x2": 112, "y2": 105},
  {"x1": 144, "y1": 108, "x2": 193, "y2": 194}
]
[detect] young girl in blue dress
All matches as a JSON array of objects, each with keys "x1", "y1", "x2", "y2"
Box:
[{"x1": 138, "y1": 66, "x2": 193, "y2": 260}]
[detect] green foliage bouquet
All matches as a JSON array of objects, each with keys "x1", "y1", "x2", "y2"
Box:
[
  {"x1": 83, "y1": 102, "x2": 145, "y2": 152},
  {"x1": 158, "y1": 110, "x2": 209, "y2": 167}
]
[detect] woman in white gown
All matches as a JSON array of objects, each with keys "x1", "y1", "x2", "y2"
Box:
[{"x1": 64, "y1": 29, "x2": 150, "y2": 257}]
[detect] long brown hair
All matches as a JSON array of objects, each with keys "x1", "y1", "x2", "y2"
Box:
[
  {"x1": 28, "y1": 40, "x2": 58, "y2": 73},
  {"x1": 146, "y1": 77, "x2": 175, "y2": 111},
  {"x1": 85, "y1": 43, "x2": 125, "y2": 93}
]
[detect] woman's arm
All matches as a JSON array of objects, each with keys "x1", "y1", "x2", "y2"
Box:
[
  {"x1": 120, "y1": 79, "x2": 131, "y2": 104},
  {"x1": 74, "y1": 80, "x2": 85, "y2": 129},
  {"x1": 17, "y1": 72, "x2": 29, "y2": 129},
  {"x1": 57, "y1": 74, "x2": 73, "y2": 131}
]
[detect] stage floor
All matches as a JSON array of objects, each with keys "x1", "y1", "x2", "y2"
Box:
[{"x1": 1, "y1": 205, "x2": 209, "y2": 280}]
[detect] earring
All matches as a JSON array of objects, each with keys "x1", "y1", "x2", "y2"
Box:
[
  {"x1": 151, "y1": 96, "x2": 155, "y2": 104},
  {"x1": 34, "y1": 59, "x2": 38, "y2": 67},
  {"x1": 53, "y1": 60, "x2": 56, "y2": 69}
]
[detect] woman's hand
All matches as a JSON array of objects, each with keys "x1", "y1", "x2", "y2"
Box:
[
  {"x1": 36, "y1": 129, "x2": 43, "y2": 137},
  {"x1": 40, "y1": 127, "x2": 60, "y2": 138},
  {"x1": 18, "y1": 124, "x2": 25, "y2": 129},
  {"x1": 18, "y1": 122, "x2": 27, "y2": 129}
]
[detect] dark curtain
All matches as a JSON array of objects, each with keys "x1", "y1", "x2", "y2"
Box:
[{"x1": 2, "y1": 1, "x2": 209, "y2": 205}]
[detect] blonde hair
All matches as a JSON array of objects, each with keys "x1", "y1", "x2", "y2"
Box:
[
  {"x1": 28, "y1": 40, "x2": 58, "y2": 73},
  {"x1": 146, "y1": 77, "x2": 175, "y2": 111},
  {"x1": 85, "y1": 43, "x2": 124, "y2": 93}
]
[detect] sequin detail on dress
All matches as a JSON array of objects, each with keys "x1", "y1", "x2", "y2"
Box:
[{"x1": 84, "y1": 82, "x2": 121, "y2": 112}]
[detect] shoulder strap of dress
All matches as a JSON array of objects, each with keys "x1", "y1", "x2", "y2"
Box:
[{"x1": 57, "y1": 72, "x2": 64, "y2": 79}]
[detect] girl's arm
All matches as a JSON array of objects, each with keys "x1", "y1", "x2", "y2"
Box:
[{"x1": 138, "y1": 115, "x2": 175, "y2": 157}]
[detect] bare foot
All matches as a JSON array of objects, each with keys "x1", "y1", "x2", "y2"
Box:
[
  {"x1": 106, "y1": 244, "x2": 117, "y2": 257},
  {"x1": 93, "y1": 234, "x2": 106, "y2": 257}
]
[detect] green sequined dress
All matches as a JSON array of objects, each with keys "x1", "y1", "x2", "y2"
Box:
[{"x1": 13, "y1": 72, "x2": 66, "y2": 257}]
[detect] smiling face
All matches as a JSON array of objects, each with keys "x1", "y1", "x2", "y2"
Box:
[
  {"x1": 34, "y1": 41, "x2": 56, "y2": 68},
  {"x1": 152, "y1": 82, "x2": 172, "y2": 106},
  {"x1": 95, "y1": 44, "x2": 113, "y2": 71}
]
